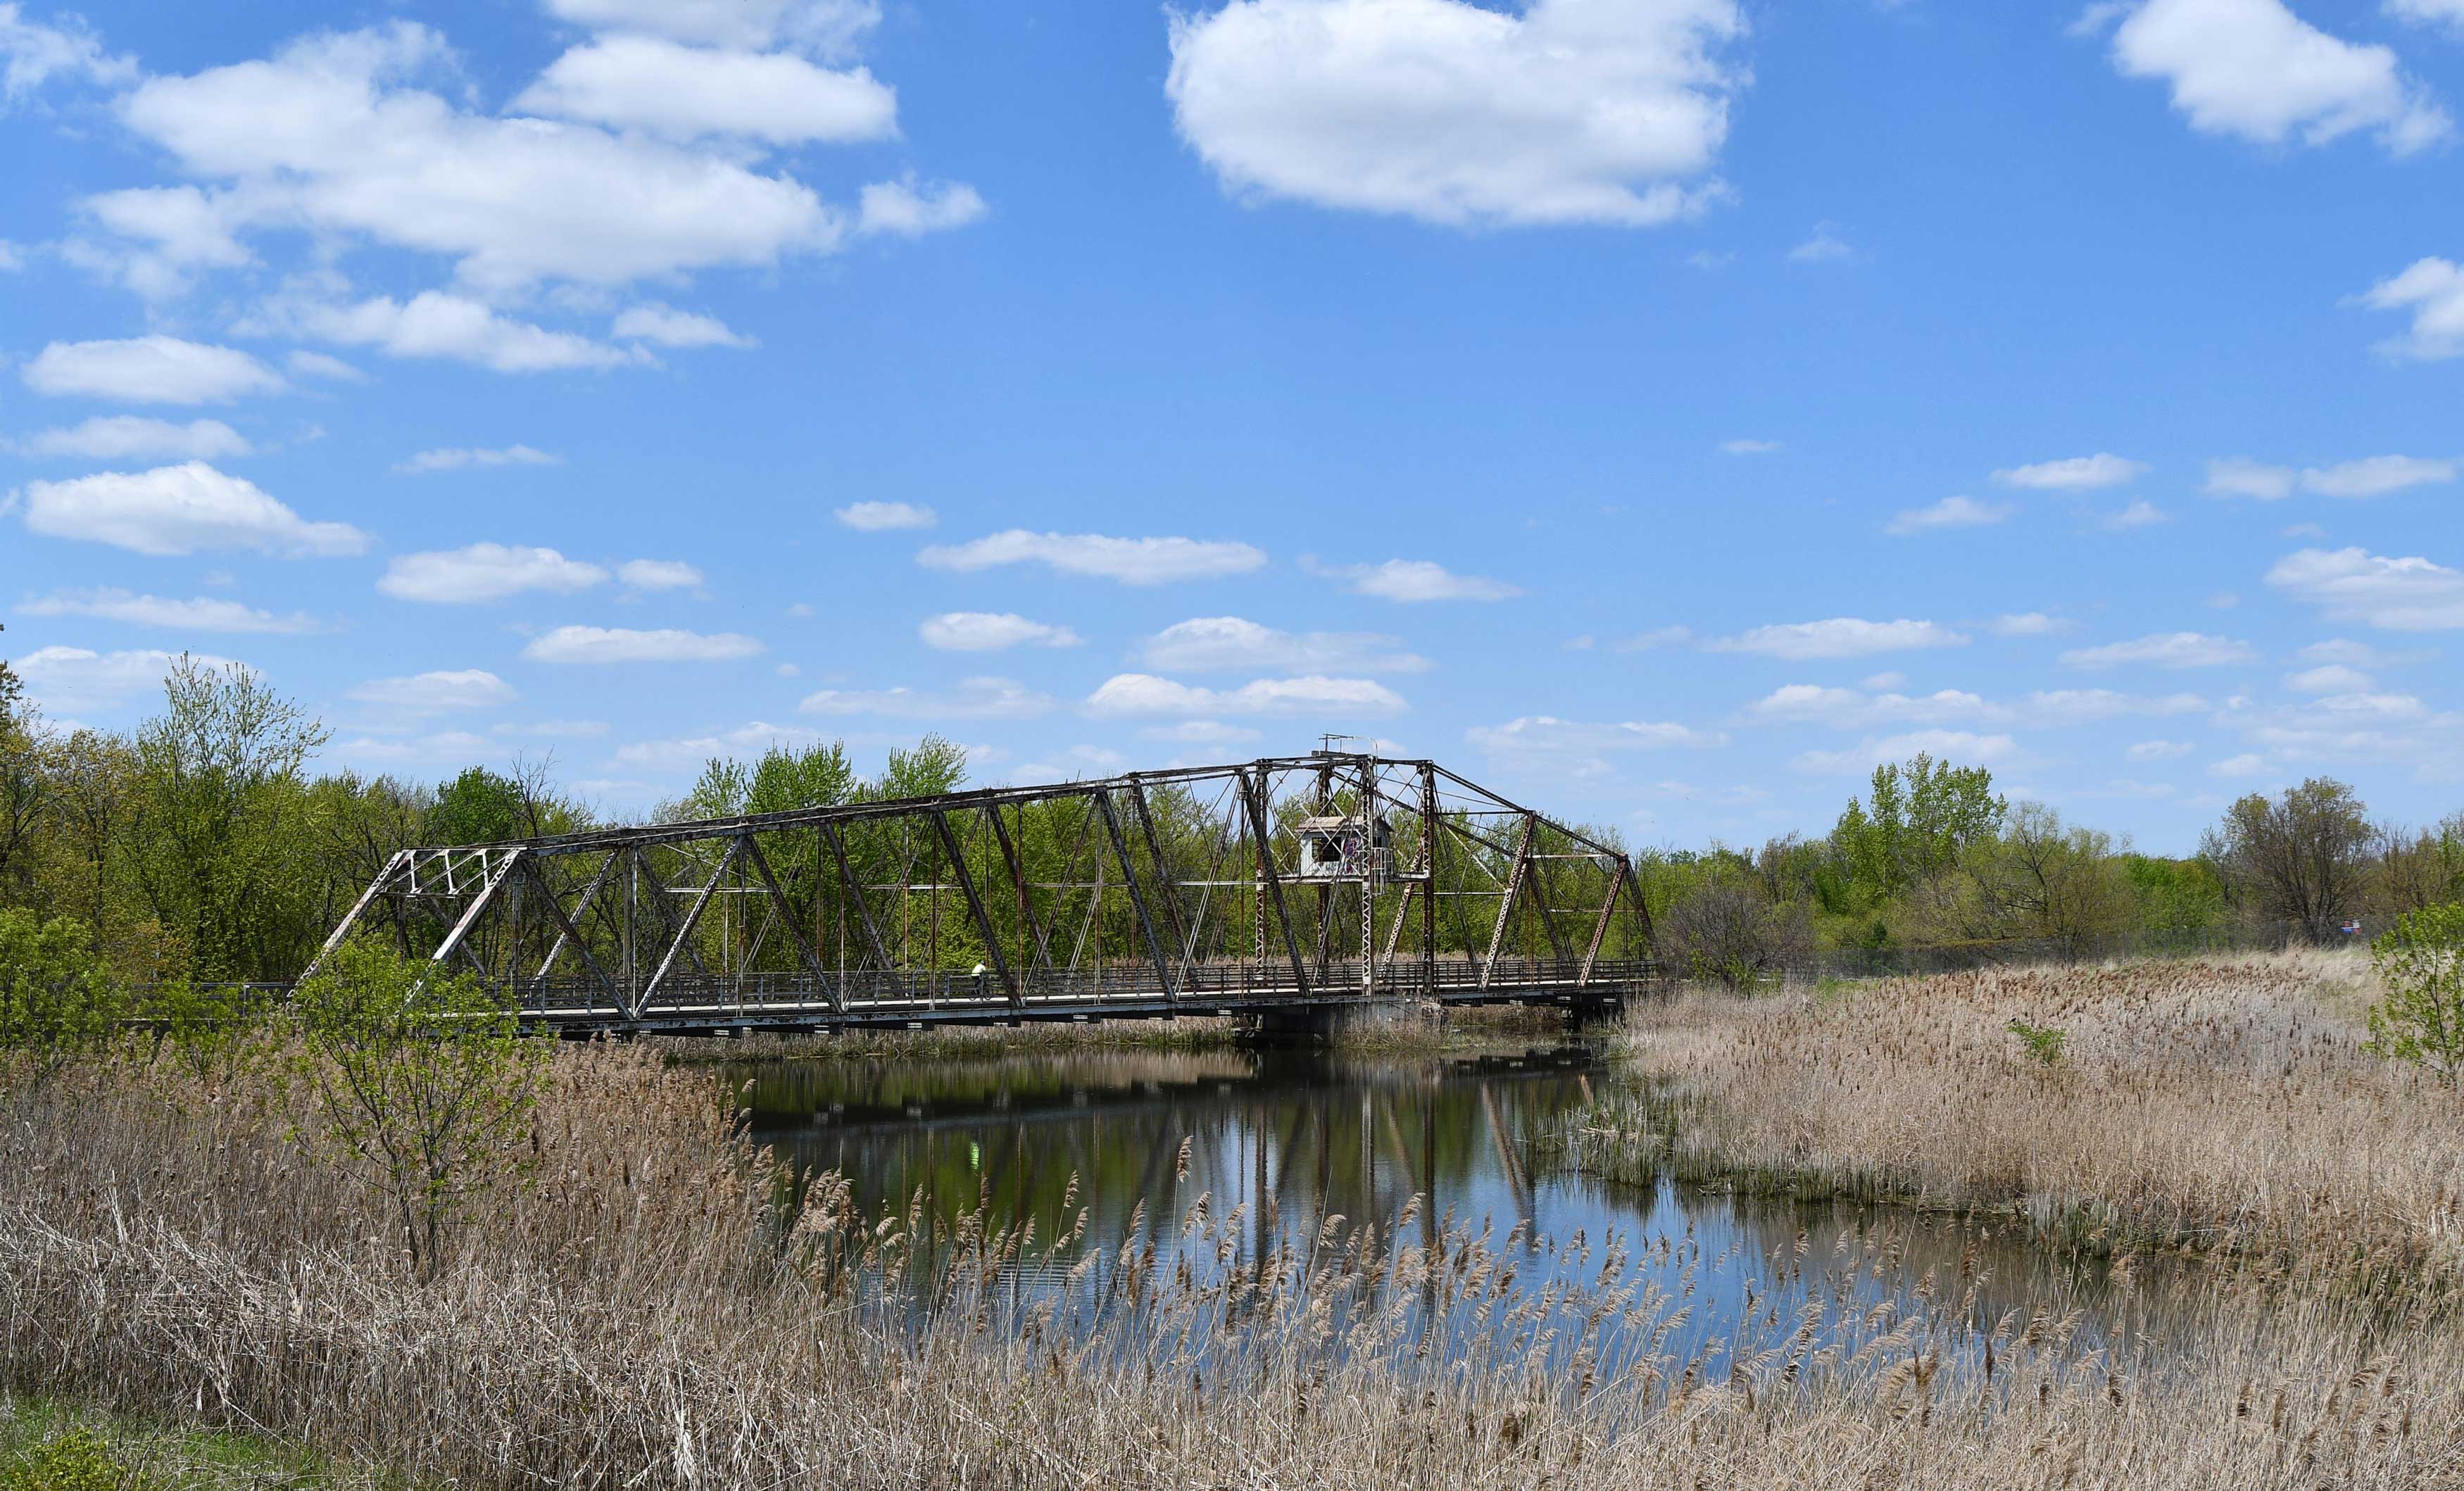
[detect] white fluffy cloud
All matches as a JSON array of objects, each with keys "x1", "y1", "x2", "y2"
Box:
[
  {"x1": 1165, "y1": 0, "x2": 1744, "y2": 228},
  {"x1": 1792, "y1": 729, "x2": 2018, "y2": 774},
  {"x1": 617, "y1": 559, "x2": 704, "y2": 591},
  {"x1": 17, "y1": 587, "x2": 318, "y2": 634},
  {"x1": 2285, "y1": 662, "x2": 2375, "y2": 694},
  {"x1": 15, "y1": 463, "x2": 365, "y2": 558},
  {"x1": 2127, "y1": 738, "x2": 2196, "y2": 760},
  {"x1": 92, "y1": 23, "x2": 972, "y2": 300},
  {"x1": 1084, "y1": 673, "x2": 1407, "y2": 717},
  {"x1": 2389, "y1": 0, "x2": 2464, "y2": 30},
  {"x1": 9, "y1": 645, "x2": 234, "y2": 715},
  {"x1": 611, "y1": 303, "x2": 754, "y2": 348},
  {"x1": 21, "y1": 336, "x2": 286, "y2": 404},
  {"x1": 2356, "y1": 257, "x2": 2464, "y2": 360},
  {"x1": 1745, "y1": 683, "x2": 2204, "y2": 729},
  {"x1": 0, "y1": 4, "x2": 135, "y2": 102},
  {"x1": 14, "y1": 416, "x2": 252, "y2": 460},
  {"x1": 1466, "y1": 715, "x2": 1727, "y2": 758},
  {"x1": 918, "y1": 612, "x2": 1083, "y2": 652},
  {"x1": 2092, "y1": 0, "x2": 2449, "y2": 154},
  {"x1": 834, "y1": 500, "x2": 936, "y2": 531},
  {"x1": 2103, "y1": 499, "x2": 2169, "y2": 530},
  {"x1": 2205, "y1": 453, "x2": 2455, "y2": 497},
  {"x1": 1138, "y1": 616, "x2": 1428, "y2": 674},
  {"x1": 393, "y1": 444, "x2": 562, "y2": 474},
  {"x1": 853, "y1": 177, "x2": 988, "y2": 237},
  {"x1": 513, "y1": 35, "x2": 895, "y2": 144},
  {"x1": 2265, "y1": 546, "x2": 2464, "y2": 629},
  {"x1": 524, "y1": 625, "x2": 763, "y2": 663},
  {"x1": 346, "y1": 669, "x2": 518, "y2": 712},
  {"x1": 799, "y1": 676, "x2": 1052, "y2": 718},
  {"x1": 1992, "y1": 453, "x2": 2146, "y2": 489},
  {"x1": 919, "y1": 531, "x2": 1267, "y2": 585},
  {"x1": 282, "y1": 291, "x2": 637, "y2": 374},
  {"x1": 1706, "y1": 617, "x2": 1968, "y2": 660},
  {"x1": 1885, "y1": 496, "x2": 2012, "y2": 534},
  {"x1": 1987, "y1": 612, "x2": 2075, "y2": 636},
  {"x1": 1314, "y1": 558, "x2": 1520, "y2": 603},
  {"x1": 379, "y1": 543, "x2": 610, "y2": 604},
  {"x1": 2058, "y1": 631, "x2": 2259, "y2": 668}
]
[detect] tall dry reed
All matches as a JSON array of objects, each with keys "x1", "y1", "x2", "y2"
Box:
[
  {"x1": 1, "y1": 1026, "x2": 2458, "y2": 1488},
  {"x1": 1592, "y1": 952, "x2": 2464, "y2": 1284}
]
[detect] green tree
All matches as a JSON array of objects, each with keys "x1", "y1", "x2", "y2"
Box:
[
  {"x1": 2122, "y1": 854, "x2": 2227, "y2": 933},
  {"x1": 2201, "y1": 778, "x2": 2374, "y2": 944},
  {"x1": 2365, "y1": 903, "x2": 2464, "y2": 1087},
  {"x1": 125, "y1": 658, "x2": 330, "y2": 979},
  {"x1": 285, "y1": 943, "x2": 550, "y2": 1277},
  {"x1": 1831, "y1": 752, "x2": 2007, "y2": 902},
  {"x1": 0, "y1": 910, "x2": 127, "y2": 1083},
  {"x1": 1953, "y1": 803, "x2": 2135, "y2": 954}
]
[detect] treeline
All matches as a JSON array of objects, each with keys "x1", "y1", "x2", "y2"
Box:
[
  {"x1": 1640, "y1": 753, "x2": 2464, "y2": 987},
  {"x1": 4, "y1": 657, "x2": 2457, "y2": 988}
]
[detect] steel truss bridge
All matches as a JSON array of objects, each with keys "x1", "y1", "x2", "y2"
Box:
[{"x1": 307, "y1": 751, "x2": 1655, "y2": 1036}]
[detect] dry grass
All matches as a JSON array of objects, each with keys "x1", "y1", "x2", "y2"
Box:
[
  {"x1": 0, "y1": 1019, "x2": 2458, "y2": 1488},
  {"x1": 1590, "y1": 952, "x2": 2464, "y2": 1284}
]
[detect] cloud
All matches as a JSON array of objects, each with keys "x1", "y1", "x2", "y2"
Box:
[
  {"x1": 1992, "y1": 453, "x2": 2147, "y2": 490},
  {"x1": 15, "y1": 463, "x2": 365, "y2": 558},
  {"x1": 493, "y1": 719, "x2": 608, "y2": 738},
  {"x1": 2058, "y1": 631, "x2": 2259, "y2": 668},
  {"x1": 1467, "y1": 715, "x2": 1728, "y2": 761},
  {"x1": 2298, "y1": 454, "x2": 2455, "y2": 498},
  {"x1": 611, "y1": 302, "x2": 755, "y2": 348},
  {"x1": 21, "y1": 336, "x2": 286, "y2": 404},
  {"x1": 2091, "y1": 0, "x2": 2449, "y2": 155},
  {"x1": 379, "y1": 543, "x2": 610, "y2": 604},
  {"x1": 1083, "y1": 673, "x2": 1407, "y2": 717},
  {"x1": 2389, "y1": 0, "x2": 2464, "y2": 30},
  {"x1": 617, "y1": 559, "x2": 703, "y2": 591},
  {"x1": 16, "y1": 587, "x2": 318, "y2": 634},
  {"x1": 523, "y1": 624, "x2": 764, "y2": 663},
  {"x1": 1787, "y1": 222, "x2": 1854, "y2": 263},
  {"x1": 393, "y1": 444, "x2": 562, "y2": 474},
  {"x1": 9, "y1": 645, "x2": 235, "y2": 715},
  {"x1": 1164, "y1": 0, "x2": 1743, "y2": 229},
  {"x1": 287, "y1": 350, "x2": 362, "y2": 382},
  {"x1": 834, "y1": 500, "x2": 936, "y2": 531},
  {"x1": 1310, "y1": 558, "x2": 1519, "y2": 602},
  {"x1": 1137, "y1": 719, "x2": 1265, "y2": 746},
  {"x1": 13, "y1": 416, "x2": 252, "y2": 460},
  {"x1": 1720, "y1": 437, "x2": 1778, "y2": 455},
  {"x1": 281, "y1": 291, "x2": 639, "y2": 373},
  {"x1": 1987, "y1": 612, "x2": 2075, "y2": 636},
  {"x1": 2286, "y1": 662, "x2": 2375, "y2": 694},
  {"x1": 799, "y1": 675, "x2": 1052, "y2": 718},
  {"x1": 1, "y1": 4, "x2": 134, "y2": 101},
  {"x1": 1743, "y1": 682, "x2": 2204, "y2": 730},
  {"x1": 94, "y1": 24, "x2": 965, "y2": 297},
  {"x1": 918, "y1": 612, "x2": 1083, "y2": 651},
  {"x1": 2293, "y1": 636, "x2": 2392, "y2": 667},
  {"x1": 2102, "y1": 498, "x2": 2169, "y2": 530},
  {"x1": 1792, "y1": 729, "x2": 2018, "y2": 774},
  {"x1": 1137, "y1": 616, "x2": 1428, "y2": 674},
  {"x1": 855, "y1": 177, "x2": 989, "y2": 237},
  {"x1": 542, "y1": 0, "x2": 881, "y2": 54},
  {"x1": 2210, "y1": 752, "x2": 2267, "y2": 777},
  {"x1": 2127, "y1": 738, "x2": 2196, "y2": 760},
  {"x1": 512, "y1": 34, "x2": 896, "y2": 144},
  {"x1": 2265, "y1": 546, "x2": 2464, "y2": 629},
  {"x1": 2353, "y1": 258, "x2": 2464, "y2": 359},
  {"x1": 2205, "y1": 456, "x2": 2297, "y2": 498},
  {"x1": 1706, "y1": 617, "x2": 1969, "y2": 660},
  {"x1": 919, "y1": 530, "x2": 1267, "y2": 585},
  {"x1": 607, "y1": 719, "x2": 838, "y2": 771},
  {"x1": 346, "y1": 668, "x2": 518, "y2": 712},
  {"x1": 1885, "y1": 495, "x2": 2013, "y2": 534}
]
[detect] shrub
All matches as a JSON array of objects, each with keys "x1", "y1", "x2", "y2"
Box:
[
  {"x1": 1, "y1": 1426, "x2": 149, "y2": 1491},
  {"x1": 2365, "y1": 902, "x2": 2464, "y2": 1086},
  {"x1": 0, "y1": 911, "x2": 127, "y2": 1084},
  {"x1": 283, "y1": 942, "x2": 551, "y2": 1277}
]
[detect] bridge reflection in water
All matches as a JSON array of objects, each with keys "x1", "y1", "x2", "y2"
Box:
[
  {"x1": 734, "y1": 1043, "x2": 2154, "y2": 1376},
  {"x1": 306, "y1": 750, "x2": 1657, "y2": 1034}
]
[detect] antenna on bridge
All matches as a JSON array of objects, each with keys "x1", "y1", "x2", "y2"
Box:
[{"x1": 1315, "y1": 732, "x2": 1365, "y2": 757}]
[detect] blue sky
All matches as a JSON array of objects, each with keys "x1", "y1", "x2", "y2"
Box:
[{"x1": 3, "y1": 0, "x2": 2460, "y2": 853}]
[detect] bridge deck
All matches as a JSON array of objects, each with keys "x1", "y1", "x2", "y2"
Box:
[{"x1": 507, "y1": 957, "x2": 1650, "y2": 1035}]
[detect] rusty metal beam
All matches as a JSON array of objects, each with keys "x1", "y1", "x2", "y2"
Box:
[
  {"x1": 639, "y1": 836, "x2": 740, "y2": 1013},
  {"x1": 1578, "y1": 857, "x2": 1628, "y2": 988},
  {"x1": 930, "y1": 809, "x2": 1020, "y2": 1010},
  {"x1": 740, "y1": 832, "x2": 841, "y2": 1012},
  {"x1": 823, "y1": 822, "x2": 894, "y2": 974},
  {"x1": 1479, "y1": 814, "x2": 1538, "y2": 992},
  {"x1": 1236, "y1": 766, "x2": 1311, "y2": 1000},
  {"x1": 1095, "y1": 789, "x2": 1176, "y2": 1005}
]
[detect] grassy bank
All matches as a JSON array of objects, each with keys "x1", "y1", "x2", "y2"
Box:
[
  {"x1": 1576, "y1": 952, "x2": 2464, "y2": 1284},
  {"x1": 3, "y1": 1024, "x2": 2460, "y2": 1487},
  {"x1": 0, "y1": 1395, "x2": 391, "y2": 1489}
]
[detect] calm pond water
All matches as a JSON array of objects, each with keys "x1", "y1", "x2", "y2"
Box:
[{"x1": 727, "y1": 1038, "x2": 2151, "y2": 1374}]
